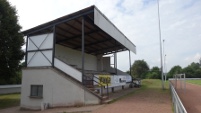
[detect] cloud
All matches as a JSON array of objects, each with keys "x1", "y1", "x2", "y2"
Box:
[
  {"x1": 8, "y1": 0, "x2": 201, "y2": 72},
  {"x1": 182, "y1": 53, "x2": 201, "y2": 69}
]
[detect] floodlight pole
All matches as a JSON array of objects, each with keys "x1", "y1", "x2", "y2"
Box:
[
  {"x1": 163, "y1": 39, "x2": 166, "y2": 82},
  {"x1": 157, "y1": 0, "x2": 165, "y2": 89},
  {"x1": 164, "y1": 54, "x2": 167, "y2": 82}
]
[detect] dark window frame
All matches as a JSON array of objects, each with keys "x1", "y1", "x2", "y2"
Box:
[{"x1": 30, "y1": 85, "x2": 43, "y2": 98}]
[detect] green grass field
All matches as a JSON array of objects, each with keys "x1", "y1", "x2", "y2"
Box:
[
  {"x1": 142, "y1": 79, "x2": 169, "y2": 89},
  {"x1": 186, "y1": 79, "x2": 201, "y2": 86},
  {"x1": 114, "y1": 79, "x2": 170, "y2": 101},
  {"x1": 140, "y1": 79, "x2": 170, "y2": 97},
  {"x1": 0, "y1": 93, "x2": 20, "y2": 109}
]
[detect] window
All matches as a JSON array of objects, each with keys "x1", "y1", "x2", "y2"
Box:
[{"x1": 30, "y1": 85, "x2": 43, "y2": 98}]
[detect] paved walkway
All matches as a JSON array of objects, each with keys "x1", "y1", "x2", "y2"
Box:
[
  {"x1": 0, "y1": 87, "x2": 172, "y2": 113},
  {"x1": 172, "y1": 81, "x2": 201, "y2": 113}
]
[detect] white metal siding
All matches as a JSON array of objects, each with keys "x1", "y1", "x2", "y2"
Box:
[
  {"x1": 27, "y1": 33, "x2": 53, "y2": 67},
  {"x1": 55, "y1": 44, "x2": 97, "y2": 70},
  {"x1": 94, "y1": 8, "x2": 136, "y2": 54}
]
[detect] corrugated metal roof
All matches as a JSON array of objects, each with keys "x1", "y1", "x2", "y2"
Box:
[{"x1": 22, "y1": 5, "x2": 136, "y2": 55}]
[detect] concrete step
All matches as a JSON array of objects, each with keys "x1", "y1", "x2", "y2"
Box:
[
  {"x1": 85, "y1": 85, "x2": 94, "y2": 88},
  {"x1": 101, "y1": 96, "x2": 109, "y2": 104}
]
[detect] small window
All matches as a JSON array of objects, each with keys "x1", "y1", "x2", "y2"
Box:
[{"x1": 30, "y1": 85, "x2": 43, "y2": 98}]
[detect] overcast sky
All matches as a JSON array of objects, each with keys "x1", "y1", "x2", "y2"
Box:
[{"x1": 8, "y1": 0, "x2": 201, "y2": 72}]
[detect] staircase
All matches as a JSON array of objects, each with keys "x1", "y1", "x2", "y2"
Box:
[
  {"x1": 54, "y1": 58, "x2": 109, "y2": 101},
  {"x1": 84, "y1": 75, "x2": 109, "y2": 101}
]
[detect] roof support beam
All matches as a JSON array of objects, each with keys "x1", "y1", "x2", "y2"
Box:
[
  {"x1": 97, "y1": 47, "x2": 127, "y2": 55},
  {"x1": 56, "y1": 29, "x2": 99, "y2": 43},
  {"x1": 88, "y1": 45, "x2": 122, "y2": 54},
  {"x1": 57, "y1": 26, "x2": 75, "y2": 36},
  {"x1": 64, "y1": 22, "x2": 81, "y2": 32},
  {"x1": 75, "y1": 19, "x2": 92, "y2": 31},
  {"x1": 56, "y1": 33, "x2": 79, "y2": 47},
  {"x1": 73, "y1": 38, "x2": 112, "y2": 49},
  {"x1": 23, "y1": 10, "x2": 94, "y2": 35},
  {"x1": 56, "y1": 33, "x2": 81, "y2": 46},
  {"x1": 84, "y1": 16, "x2": 120, "y2": 47}
]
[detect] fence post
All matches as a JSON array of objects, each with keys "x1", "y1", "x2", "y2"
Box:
[{"x1": 107, "y1": 83, "x2": 109, "y2": 98}]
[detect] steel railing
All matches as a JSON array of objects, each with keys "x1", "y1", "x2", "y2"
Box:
[
  {"x1": 169, "y1": 81, "x2": 187, "y2": 113},
  {"x1": 84, "y1": 75, "x2": 109, "y2": 98}
]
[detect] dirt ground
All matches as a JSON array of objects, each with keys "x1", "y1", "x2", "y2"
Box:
[
  {"x1": 171, "y1": 81, "x2": 201, "y2": 113},
  {"x1": 92, "y1": 88, "x2": 172, "y2": 113},
  {"x1": 4, "y1": 80, "x2": 201, "y2": 113},
  {"x1": 0, "y1": 81, "x2": 173, "y2": 113}
]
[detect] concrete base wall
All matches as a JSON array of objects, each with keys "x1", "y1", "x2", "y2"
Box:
[{"x1": 21, "y1": 67, "x2": 100, "y2": 110}]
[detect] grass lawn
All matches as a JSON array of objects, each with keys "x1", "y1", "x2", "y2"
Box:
[
  {"x1": 117, "y1": 79, "x2": 170, "y2": 100},
  {"x1": 142, "y1": 79, "x2": 169, "y2": 89},
  {"x1": 186, "y1": 79, "x2": 201, "y2": 86},
  {"x1": 139, "y1": 79, "x2": 172, "y2": 112},
  {"x1": 0, "y1": 93, "x2": 20, "y2": 109},
  {"x1": 140, "y1": 79, "x2": 170, "y2": 98}
]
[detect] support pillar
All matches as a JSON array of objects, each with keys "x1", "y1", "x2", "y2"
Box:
[
  {"x1": 52, "y1": 26, "x2": 56, "y2": 67},
  {"x1": 115, "y1": 52, "x2": 117, "y2": 74},
  {"x1": 81, "y1": 17, "x2": 85, "y2": 84},
  {"x1": 129, "y1": 50, "x2": 131, "y2": 75},
  {"x1": 25, "y1": 35, "x2": 29, "y2": 67},
  {"x1": 114, "y1": 41, "x2": 117, "y2": 74}
]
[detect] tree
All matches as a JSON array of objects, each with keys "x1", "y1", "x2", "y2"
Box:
[
  {"x1": 182, "y1": 62, "x2": 201, "y2": 78},
  {"x1": 190, "y1": 62, "x2": 200, "y2": 70},
  {"x1": 194, "y1": 69, "x2": 201, "y2": 78},
  {"x1": 167, "y1": 65, "x2": 182, "y2": 79},
  {"x1": 0, "y1": 0, "x2": 24, "y2": 84},
  {"x1": 131, "y1": 60, "x2": 149, "y2": 79},
  {"x1": 182, "y1": 66, "x2": 194, "y2": 78},
  {"x1": 146, "y1": 66, "x2": 160, "y2": 79}
]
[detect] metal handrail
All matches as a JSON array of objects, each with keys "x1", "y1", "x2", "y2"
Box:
[
  {"x1": 169, "y1": 81, "x2": 187, "y2": 113},
  {"x1": 84, "y1": 75, "x2": 109, "y2": 97}
]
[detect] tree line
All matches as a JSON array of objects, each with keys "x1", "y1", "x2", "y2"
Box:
[
  {"x1": 0, "y1": 0, "x2": 24, "y2": 85},
  {"x1": 128, "y1": 60, "x2": 201, "y2": 79}
]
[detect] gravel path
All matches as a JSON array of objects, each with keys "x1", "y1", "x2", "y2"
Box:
[{"x1": 92, "y1": 88, "x2": 172, "y2": 113}]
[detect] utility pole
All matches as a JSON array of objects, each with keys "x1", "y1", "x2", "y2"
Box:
[
  {"x1": 157, "y1": 0, "x2": 164, "y2": 89},
  {"x1": 163, "y1": 39, "x2": 166, "y2": 82},
  {"x1": 164, "y1": 54, "x2": 167, "y2": 82}
]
